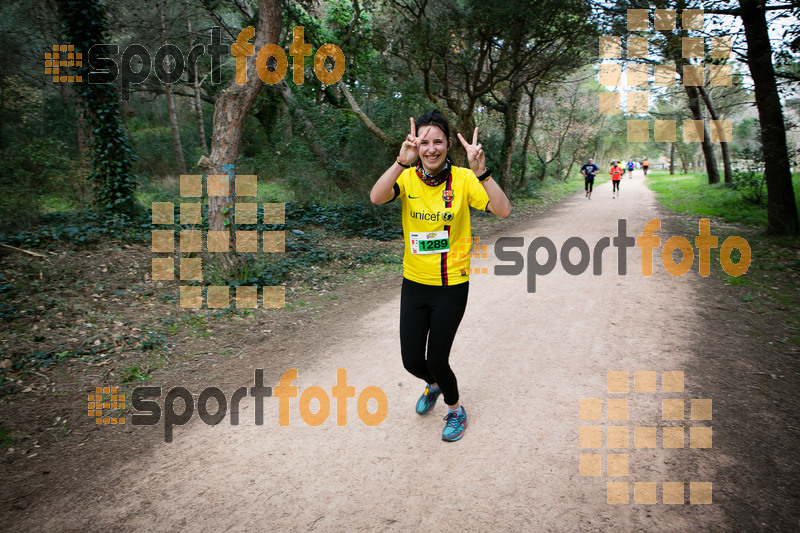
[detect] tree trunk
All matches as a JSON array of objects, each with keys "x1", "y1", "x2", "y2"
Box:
[
  {"x1": 456, "y1": 111, "x2": 477, "y2": 162},
  {"x1": 500, "y1": 91, "x2": 521, "y2": 195},
  {"x1": 158, "y1": 0, "x2": 187, "y2": 175},
  {"x1": 75, "y1": 100, "x2": 89, "y2": 167},
  {"x1": 500, "y1": 69, "x2": 524, "y2": 195},
  {"x1": 662, "y1": 16, "x2": 720, "y2": 186},
  {"x1": 187, "y1": 16, "x2": 208, "y2": 156},
  {"x1": 276, "y1": 81, "x2": 341, "y2": 182},
  {"x1": 684, "y1": 85, "x2": 719, "y2": 184},
  {"x1": 669, "y1": 143, "x2": 675, "y2": 175},
  {"x1": 697, "y1": 85, "x2": 732, "y2": 184},
  {"x1": 57, "y1": 0, "x2": 140, "y2": 217},
  {"x1": 739, "y1": 0, "x2": 799, "y2": 235},
  {"x1": 677, "y1": 142, "x2": 689, "y2": 174},
  {"x1": 204, "y1": 0, "x2": 281, "y2": 271},
  {"x1": 518, "y1": 88, "x2": 537, "y2": 189}
]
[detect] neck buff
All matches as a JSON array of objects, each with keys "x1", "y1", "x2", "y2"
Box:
[{"x1": 415, "y1": 157, "x2": 451, "y2": 187}]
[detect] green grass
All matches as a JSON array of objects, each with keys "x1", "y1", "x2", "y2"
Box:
[
  {"x1": 134, "y1": 176, "x2": 295, "y2": 209},
  {"x1": 645, "y1": 170, "x2": 800, "y2": 229},
  {"x1": 511, "y1": 175, "x2": 598, "y2": 205},
  {"x1": 120, "y1": 365, "x2": 151, "y2": 383},
  {"x1": 0, "y1": 427, "x2": 13, "y2": 447}
]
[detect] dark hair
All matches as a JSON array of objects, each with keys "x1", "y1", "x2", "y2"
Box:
[{"x1": 416, "y1": 109, "x2": 450, "y2": 140}]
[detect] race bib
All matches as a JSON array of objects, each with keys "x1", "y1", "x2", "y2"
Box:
[{"x1": 410, "y1": 231, "x2": 450, "y2": 254}]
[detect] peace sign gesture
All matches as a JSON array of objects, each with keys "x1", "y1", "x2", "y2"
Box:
[
  {"x1": 398, "y1": 117, "x2": 431, "y2": 167},
  {"x1": 457, "y1": 127, "x2": 486, "y2": 176}
]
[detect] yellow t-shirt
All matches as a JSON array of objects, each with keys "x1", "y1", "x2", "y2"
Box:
[{"x1": 391, "y1": 166, "x2": 491, "y2": 286}]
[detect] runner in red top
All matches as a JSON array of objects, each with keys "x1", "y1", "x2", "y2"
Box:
[{"x1": 610, "y1": 161, "x2": 623, "y2": 198}]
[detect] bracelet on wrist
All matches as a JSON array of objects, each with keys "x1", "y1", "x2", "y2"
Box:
[
  {"x1": 476, "y1": 167, "x2": 492, "y2": 182},
  {"x1": 396, "y1": 157, "x2": 411, "y2": 169}
]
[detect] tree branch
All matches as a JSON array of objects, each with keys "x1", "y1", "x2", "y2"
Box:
[
  {"x1": 339, "y1": 0, "x2": 361, "y2": 50},
  {"x1": 337, "y1": 80, "x2": 389, "y2": 144}
]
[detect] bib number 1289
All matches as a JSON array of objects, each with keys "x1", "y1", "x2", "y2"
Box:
[
  {"x1": 420, "y1": 238, "x2": 448, "y2": 251},
  {"x1": 410, "y1": 230, "x2": 450, "y2": 254}
]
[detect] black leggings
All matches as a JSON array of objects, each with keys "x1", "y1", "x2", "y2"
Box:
[
  {"x1": 585, "y1": 177, "x2": 594, "y2": 192},
  {"x1": 612, "y1": 180, "x2": 620, "y2": 193},
  {"x1": 400, "y1": 278, "x2": 469, "y2": 406}
]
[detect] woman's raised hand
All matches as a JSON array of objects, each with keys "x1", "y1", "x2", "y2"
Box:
[
  {"x1": 398, "y1": 117, "x2": 429, "y2": 167},
  {"x1": 457, "y1": 127, "x2": 485, "y2": 175}
]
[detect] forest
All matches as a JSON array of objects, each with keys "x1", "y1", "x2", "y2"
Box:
[{"x1": 0, "y1": 0, "x2": 797, "y2": 240}]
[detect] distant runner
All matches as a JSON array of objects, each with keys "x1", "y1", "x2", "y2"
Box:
[
  {"x1": 642, "y1": 157, "x2": 649, "y2": 176},
  {"x1": 581, "y1": 158, "x2": 599, "y2": 200},
  {"x1": 626, "y1": 158, "x2": 635, "y2": 178},
  {"x1": 610, "y1": 161, "x2": 623, "y2": 198}
]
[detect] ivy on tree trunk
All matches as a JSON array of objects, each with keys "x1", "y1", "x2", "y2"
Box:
[{"x1": 56, "y1": 0, "x2": 141, "y2": 218}]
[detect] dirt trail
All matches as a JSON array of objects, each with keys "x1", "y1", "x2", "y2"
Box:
[{"x1": 10, "y1": 172, "x2": 729, "y2": 531}]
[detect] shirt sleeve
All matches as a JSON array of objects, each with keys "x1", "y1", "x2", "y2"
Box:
[
  {"x1": 466, "y1": 168, "x2": 491, "y2": 212},
  {"x1": 389, "y1": 170, "x2": 407, "y2": 202}
]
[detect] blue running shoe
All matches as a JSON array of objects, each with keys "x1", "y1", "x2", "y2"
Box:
[
  {"x1": 415, "y1": 384, "x2": 440, "y2": 415},
  {"x1": 442, "y1": 407, "x2": 468, "y2": 442}
]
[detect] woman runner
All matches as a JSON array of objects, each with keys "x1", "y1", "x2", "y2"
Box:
[
  {"x1": 610, "y1": 161, "x2": 623, "y2": 198},
  {"x1": 370, "y1": 110, "x2": 511, "y2": 441}
]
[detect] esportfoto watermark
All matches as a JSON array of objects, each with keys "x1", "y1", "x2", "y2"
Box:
[
  {"x1": 51, "y1": 26, "x2": 344, "y2": 98},
  {"x1": 90, "y1": 369, "x2": 388, "y2": 442},
  {"x1": 479, "y1": 218, "x2": 750, "y2": 292}
]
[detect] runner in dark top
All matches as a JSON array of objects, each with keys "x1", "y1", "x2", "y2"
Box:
[{"x1": 581, "y1": 158, "x2": 599, "y2": 200}]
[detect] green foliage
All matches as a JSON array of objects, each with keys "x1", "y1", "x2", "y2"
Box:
[
  {"x1": 0, "y1": 304, "x2": 21, "y2": 322},
  {"x1": 0, "y1": 427, "x2": 14, "y2": 448},
  {"x1": 130, "y1": 125, "x2": 185, "y2": 177},
  {"x1": 0, "y1": 210, "x2": 151, "y2": 249},
  {"x1": 347, "y1": 249, "x2": 402, "y2": 265},
  {"x1": 0, "y1": 335, "x2": 117, "y2": 373},
  {"x1": 121, "y1": 366, "x2": 151, "y2": 383},
  {"x1": 647, "y1": 170, "x2": 800, "y2": 228},
  {"x1": 138, "y1": 330, "x2": 168, "y2": 351},
  {"x1": 288, "y1": 202, "x2": 401, "y2": 240},
  {"x1": 731, "y1": 170, "x2": 766, "y2": 205},
  {"x1": 0, "y1": 139, "x2": 85, "y2": 231}
]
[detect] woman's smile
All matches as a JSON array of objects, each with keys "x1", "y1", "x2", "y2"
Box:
[{"x1": 419, "y1": 126, "x2": 448, "y2": 173}]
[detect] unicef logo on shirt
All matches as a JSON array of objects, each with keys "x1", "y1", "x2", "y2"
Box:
[{"x1": 410, "y1": 210, "x2": 454, "y2": 222}]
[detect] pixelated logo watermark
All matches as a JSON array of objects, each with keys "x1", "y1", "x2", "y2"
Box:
[
  {"x1": 151, "y1": 171, "x2": 286, "y2": 309},
  {"x1": 464, "y1": 218, "x2": 751, "y2": 292},
  {"x1": 125, "y1": 368, "x2": 388, "y2": 442},
  {"x1": 45, "y1": 44, "x2": 83, "y2": 83},
  {"x1": 87, "y1": 386, "x2": 126, "y2": 425},
  {"x1": 454, "y1": 237, "x2": 490, "y2": 276},
  {"x1": 598, "y1": 9, "x2": 733, "y2": 143},
  {"x1": 578, "y1": 371, "x2": 713, "y2": 505}
]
